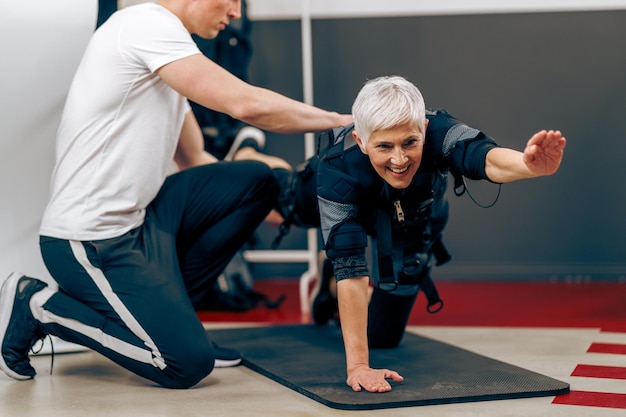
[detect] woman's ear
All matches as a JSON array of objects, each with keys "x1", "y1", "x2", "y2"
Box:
[{"x1": 352, "y1": 130, "x2": 367, "y2": 154}]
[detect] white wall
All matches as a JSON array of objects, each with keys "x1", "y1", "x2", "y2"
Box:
[{"x1": 0, "y1": 0, "x2": 98, "y2": 279}]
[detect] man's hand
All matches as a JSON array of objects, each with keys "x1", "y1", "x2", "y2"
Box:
[
  {"x1": 522, "y1": 129, "x2": 566, "y2": 176},
  {"x1": 347, "y1": 366, "x2": 404, "y2": 393}
]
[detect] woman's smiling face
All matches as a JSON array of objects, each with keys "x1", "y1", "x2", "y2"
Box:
[{"x1": 353, "y1": 121, "x2": 427, "y2": 190}]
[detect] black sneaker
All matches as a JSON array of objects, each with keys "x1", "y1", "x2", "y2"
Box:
[
  {"x1": 223, "y1": 126, "x2": 266, "y2": 161},
  {"x1": 212, "y1": 342, "x2": 242, "y2": 368},
  {"x1": 311, "y1": 257, "x2": 339, "y2": 325},
  {"x1": 0, "y1": 272, "x2": 48, "y2": 380}
]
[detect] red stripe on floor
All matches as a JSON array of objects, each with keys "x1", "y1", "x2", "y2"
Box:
[
  {"x1": 588, "y1": 342, "x2": 626, "y2": 355},
  {"x1": 553, "y1": 390, "x2": 626, "y2": 409},
  {"x1": 571, "y1": 364, "x2": 626, "y2": 380}
]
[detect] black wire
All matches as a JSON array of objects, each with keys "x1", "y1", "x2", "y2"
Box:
[{"x1": 459, "y1": 177, "x2": 502, "y2": 209}]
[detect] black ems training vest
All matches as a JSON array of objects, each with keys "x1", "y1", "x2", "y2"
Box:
[{"x1": 318, "y1": 124, "x2": 452, "y2": 313}]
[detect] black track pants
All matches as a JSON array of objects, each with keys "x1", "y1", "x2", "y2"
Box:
[{"x1": 39, "y1": 161, "x2": 278, "y2": 388}]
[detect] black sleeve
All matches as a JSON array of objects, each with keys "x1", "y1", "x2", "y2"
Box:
[
  {"x1": 427, "y1": 109, "x2": 499, "y2": 181},
  {"x1": 450, "y1": 133, "x2": 499, "y2": 181}
]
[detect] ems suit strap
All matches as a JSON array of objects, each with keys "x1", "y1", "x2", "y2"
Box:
[
  {"x1": 375, "y1": 208, "x2": 397, "y2": 292},
  {"x1": 325, "y1": 221, "x2": 368, "y2": 260},
  {"x1": 432, "y1": 237, "x2": 452, "y2": 266},
  {"x1": 376, "y1": 208, "x2": 444, "y2": 314},
  {"x1": 419, "y1": 274, "x2": 444, "y2": 314}
]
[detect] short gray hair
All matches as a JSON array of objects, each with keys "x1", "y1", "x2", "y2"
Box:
[{"x1": 352, "y1": 75, "x2": 426, "y2": 144}]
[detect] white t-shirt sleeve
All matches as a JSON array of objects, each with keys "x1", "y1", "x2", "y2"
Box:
[{"x1": 119, "y1": 6, "x2": 201, "y2": 73}]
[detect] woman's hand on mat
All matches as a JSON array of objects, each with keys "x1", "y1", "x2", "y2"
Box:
[{"x1": 347, "y1": 366, "x2": 404, "y2": 393}]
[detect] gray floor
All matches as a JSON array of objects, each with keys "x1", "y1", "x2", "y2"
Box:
[{"x1": 2, "y1": 324, "x2": 625, "y2": 417}]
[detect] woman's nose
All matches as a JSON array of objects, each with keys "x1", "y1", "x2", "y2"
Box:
[{"x1": 391, "y1": 147, "x2": 407, "y2": 164}]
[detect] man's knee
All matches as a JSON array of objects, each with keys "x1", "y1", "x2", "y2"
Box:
[{"x1": 160, "y1": 343, "x2": 215, "y2": 389}]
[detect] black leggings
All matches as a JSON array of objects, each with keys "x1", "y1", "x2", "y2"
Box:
[
  {"x1": 367, "y1": 288, "x2": 419, "y2": 349},
  {"x1": 39, "y1": 161, "x2": 278, "y2": 388}
]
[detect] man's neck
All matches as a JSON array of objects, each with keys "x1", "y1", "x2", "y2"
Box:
[{"x1": 157, "y1": 0, "x2": 191, "y2": 34}]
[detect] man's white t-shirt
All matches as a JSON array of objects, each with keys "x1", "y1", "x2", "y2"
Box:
[{"x1": 40, "y1": 3, "x2": 201, "y2": 241}]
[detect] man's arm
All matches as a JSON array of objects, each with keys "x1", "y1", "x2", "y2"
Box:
[
  {"x1": 174, "y1": 110, "x2": 218, "y2": 170},
  {"x1": 157, "y1": 54, "x2": 352, "y2": 134},
  {"x1": 485, "y1": 130, "x2": 566, "y2": 183},
  {"x1": 337, "y1": 276, "x2": 404, "y2": 393}
]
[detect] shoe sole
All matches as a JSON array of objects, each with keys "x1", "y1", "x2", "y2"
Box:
[
  {"x1": 214, "y1": 357, "x2": 242, "y2": 368},
  {"x1": 0, "y1": 272, "x2": 33, "y2": 380},
  {"x1": 223, "y1": 126, "x2": 266, "y2": 161}
]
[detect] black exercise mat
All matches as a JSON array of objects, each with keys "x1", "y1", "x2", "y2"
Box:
[{"x1": 207, "y1": 325, "x2": 569, "y2": 410}]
